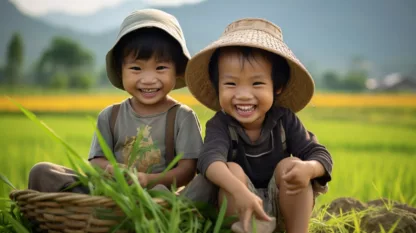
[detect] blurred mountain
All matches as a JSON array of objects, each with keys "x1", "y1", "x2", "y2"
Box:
[
  {"x1": 40, "y1": 0, "x2": 147, "y2": 34},
  {"x1": 1, "y1": 0, "x2": 415, "y2": 78}
]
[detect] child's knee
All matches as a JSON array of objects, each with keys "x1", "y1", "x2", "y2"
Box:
[
  {"x1": 274, "y1": 157, "x2": 302, "y2": 185},
  {"x1": 29, "y1": 162, "x2": 55, "y2": 179},
  {"x1": 226, "y1": 162, "x2": 247, "y2": 182},
  {"x1": 28, "y1": 162, "x2": 56, "y2": 191},
  {"x1": 181, "y1": 174, "x2": 218, "y2": 204}
]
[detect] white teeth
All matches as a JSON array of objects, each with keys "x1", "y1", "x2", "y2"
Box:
[
  {"x1": 141, "y1": 88, "x2": 158, "y2": 93},
  {"x1": 236, "y1": 105, "x2": 255, "y2": 111}
]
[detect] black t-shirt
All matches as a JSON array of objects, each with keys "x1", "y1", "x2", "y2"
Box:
[{"x1": 197, "y1": 106, "x2": 333, "y2": 188}]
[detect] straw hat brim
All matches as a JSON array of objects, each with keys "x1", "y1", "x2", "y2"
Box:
[
  {"x1": 106, "y1": 22, "x2": 190, "y2": 90},
  {"x1": 185, "y1": 29, "x2": 314, "y2": 113}
]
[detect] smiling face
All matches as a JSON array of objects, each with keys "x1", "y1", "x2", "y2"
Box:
[
  {"x1": 112, "y1": 28, "x2": 187, "y2": 114},
  {"x1": 217, "y1": 48, "x2": 276, "y2": 130},
  {"x1": 122, "y1": 53, "x2": 176, "y2": 109}
]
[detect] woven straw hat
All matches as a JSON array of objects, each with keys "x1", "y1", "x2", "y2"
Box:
[
  {"x1": 106, "y1": 9, "x2": 191, "y2": 90},
  {"x1": 185, "y1": 18, "x2": 314, "y2": 112}
]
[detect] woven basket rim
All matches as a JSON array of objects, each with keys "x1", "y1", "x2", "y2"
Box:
[
  {"x1": 9, "y1": 189, "x2": 168, "y2": 232},
  {"x1": 10, "y1": 189, "x2": 167, "y2": 204}
]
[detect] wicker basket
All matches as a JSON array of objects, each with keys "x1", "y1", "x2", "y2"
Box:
[{"x1": 9, "y1": 189, "x2": 165, "y2": 233}]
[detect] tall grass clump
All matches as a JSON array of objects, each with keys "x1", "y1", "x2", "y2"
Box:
[{"x1": 0, "y1": 98, "x2": 231, "y2": 233}]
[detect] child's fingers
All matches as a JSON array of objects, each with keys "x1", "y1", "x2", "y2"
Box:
[
  {"x1": 286, "y1": 188, "x2": 302, "y2": 196},
  {"x1": 283, "y1": 181, "x2": 301, "y2": 191},
  {"x1": 240, "y1": 209, "x2": 253, "y2": 233},
  {"x1": 104, "y1": 164, "x2": 114, "y2": 175},
  {"x1": 254, "y1": 203, "x2": 272, "y2": 222},
  {"x1": 282, "y1": 161, "x2": 295, "y2": 174},
  {"x1": 281, "y1": 170, "x2": 296, "y2": 182}
]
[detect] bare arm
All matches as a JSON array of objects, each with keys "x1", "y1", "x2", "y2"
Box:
[
  {"x1": 89, "y1": 157, "x2": 110, "y2": 170},
  {"x1": 206, "y1": 161, "x2": 271, "y2": 230},
  {"x1": 205, "y1": 161, "x2": 247, "y2": 195},
  {"x1": 284, "y1": 108, "x2": 333, "y2": 183},
  {"x1": 307, "y1": 160, "x2": 326, "y2": 179},
  {"x1": 145, "y1": 159, "x2": 197, "y2": 188}
]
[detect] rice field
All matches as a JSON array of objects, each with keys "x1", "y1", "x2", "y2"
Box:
[
  {"x1": 1, "y1": 92, "x2": 416, "y2": 112},
  {"x1": 0, "y1": 93, "x2": 415, "y2": 232}
]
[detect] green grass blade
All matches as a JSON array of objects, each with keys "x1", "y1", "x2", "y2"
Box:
[
  {"x1": 8, "y1": 97, "x2": 82, "y2": 160},
  {"x1": 1, "y1": 210, "x2": 30, "y2": 233},
  {"x1": 0, "y1": 173, "x2": 16, "y2": 190},
  {"x1": 88, "y1": 117, "x2": 129, "y2": 192},
  {"x1": 202, "y1": 220, "x2": 213, "y2": 233},
  {"x1": 127, "y1": 126, "x2": 145, "y2": 169},
  {"x1": 386, "y1": 217, "x2": 402, "y2": 233},
  {"x1": 147, "y1": 153, "x2": 184, "y2": 188},
  {"x1": 8, "y1": 97, "x2": 96, "y2": 178},
  {"x1": 213, "y1": 196, "x2": 227, "y2": 233}
]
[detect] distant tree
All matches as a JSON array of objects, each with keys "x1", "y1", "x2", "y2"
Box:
[
  {"x1": 97, "y1": 66, "x2": 111, "y2": 86},
  {"x1": 343, "y1": 56, "x2": 369, "y2": 91},
  {"x1": 409, "y1": 64, "x2": 416, "y2": 79},
  {"x1": 70, "y1": 72, "x2": 95, "y2": 90},
  {"x1": 0, "y1": 66, "x2": 4, "y2": 83},
  {"x1": 36, "y1": 37, "x2": 94, "y2": 88},
  {"x1": 4, "y1": 33, "x2": 24, "y2": 85},
  {"x1": 322, "y1": 71, "x2": 341, "y2": 90},
  {"x1": 343, "y1": 71, "x2": 367, "y2": 91},
  {"x1": 304, "y1": 62, "x2": 322, "y2": 88},
  {"x1": 50, "y1": 72, "x2": 69, "y2": 89}
]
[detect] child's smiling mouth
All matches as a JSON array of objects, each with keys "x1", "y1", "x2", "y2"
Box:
[
  {"x1": 140, "y1": 88, "x2": 160, "y2": 93},
  {"x1": 139, "y1": 88, "x2": 160, "y2": 98},
  {"x1": 235, "y1": 104, "x2": 256, "y2": 117}
]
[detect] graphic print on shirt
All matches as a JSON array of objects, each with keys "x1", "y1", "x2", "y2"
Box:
[{"x1": 122, "y1": 125, "x2": 161, "y2": 172}]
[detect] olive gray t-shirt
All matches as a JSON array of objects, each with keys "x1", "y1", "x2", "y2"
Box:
[{"x1": 88, "y1": 98, "x2": 203, "y2": 173}]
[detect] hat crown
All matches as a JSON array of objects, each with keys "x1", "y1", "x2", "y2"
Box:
[
  {"x1": 223, "y1": 18, "x2": 284, "y2": 41},
  {"x1": 119, "y1": 9, "x2": 184, "y2": 39}
]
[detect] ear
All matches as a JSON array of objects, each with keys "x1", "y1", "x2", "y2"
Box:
[{"x1": 276, "y1": 88, "x2": 283, "y2": 95}]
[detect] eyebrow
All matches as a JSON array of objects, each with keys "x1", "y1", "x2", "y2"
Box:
[
  {"x1": 223, "y1": 74, "x2": 267, "y2": 79},
  {"x1": 222, "y1": 74, "x2": 238, "y2": 79},
  {"x1": 124, "y1": 59, "x2": 141, "y2": 65},
  {"x1": 250, "y1": 74, "x2": 266, "y2": 79}
]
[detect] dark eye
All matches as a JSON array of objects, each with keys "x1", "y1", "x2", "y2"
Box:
[
  {"x1": 130, "y1": 66, "x2": 141, "y2": 71},
  {"x1": 156, "y1": 66, "x2": 168, "y2": 70},
  {"x1": 253, "y1": 82, "x2": 265, "y2": 86},
  {"x1": 224, "y1": 82, "x2": 236, "y2": 86}
]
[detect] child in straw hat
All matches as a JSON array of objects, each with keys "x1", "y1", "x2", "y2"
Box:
[
  {"x1": 28, "y1": 9, "x2": 202, "y2": 193},
  {"x1": 184, "y1": 18, "x2": 333, "y2": 233}
]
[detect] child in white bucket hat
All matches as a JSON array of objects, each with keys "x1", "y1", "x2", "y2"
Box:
[
  {"x1": 184, "y1": 18, "x2": 333, "y2": 233},
  {"x1": 28, "y1": 9, "x2": 203, "y2": 195}
]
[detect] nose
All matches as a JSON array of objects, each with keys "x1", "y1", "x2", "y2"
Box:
[
  {"x1": 235, "y1": 86, "x2": 253, "y2": 100},
  {"x1": 139, "y1": 72, "x2": 157, "y2": 85}
]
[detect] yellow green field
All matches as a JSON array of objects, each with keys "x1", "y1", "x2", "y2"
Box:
[
  {"x1": 1, "y1": 93, "x2": 416, "y2": 112},
  {"x1": 0, "y1": 93, "x2": 415, "y2": 210}
]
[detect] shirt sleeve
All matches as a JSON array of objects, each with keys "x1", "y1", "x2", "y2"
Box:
[
  {"x1": 284, "y1": 108, "x2": 333, "y2": 185},
  {"x1": 197, "y1": 113, "x2": 231, "y2": 176},
  {"x1": 88, "y1": 106, "x2": 114, "y2": 160},
  {"x1": 175, "y1": 108, "x2": 203, "y2": 160}
]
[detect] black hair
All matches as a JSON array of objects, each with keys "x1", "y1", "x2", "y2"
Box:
[
  {"x1": 113, "y1": 27, "x2": 187, "y2": 77},
  {"x1": 208, "y1": 46, "x2": 290, "y2": 96}
]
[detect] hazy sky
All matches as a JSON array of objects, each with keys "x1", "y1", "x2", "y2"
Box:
[{"x1": 10, "y1": 0, "x2": 205, "y2": 16}]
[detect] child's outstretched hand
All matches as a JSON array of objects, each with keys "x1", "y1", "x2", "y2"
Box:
[
  {"x1": 281, "y1": 159, "x2": 313, "y2": 196},
  {"x1": 105, "y1": 164, "x2": 146, "y2": 186},
  {"x1": 232, "y1": 188, "x2": 272, "y2": 232},
  {"x1": 104, "y1": 164, "x2": 127, "y2": 176},
  {"x1": 123, "y1": 171, "x2": 148, "y2": 187},
  {"x1": 137, "y1": 172, "x2": 148, "y2": 187}
]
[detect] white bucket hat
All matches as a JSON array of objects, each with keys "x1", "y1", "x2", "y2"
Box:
[{"x1": 106, "y1": 9, "x2": 191, "y2": 90}]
